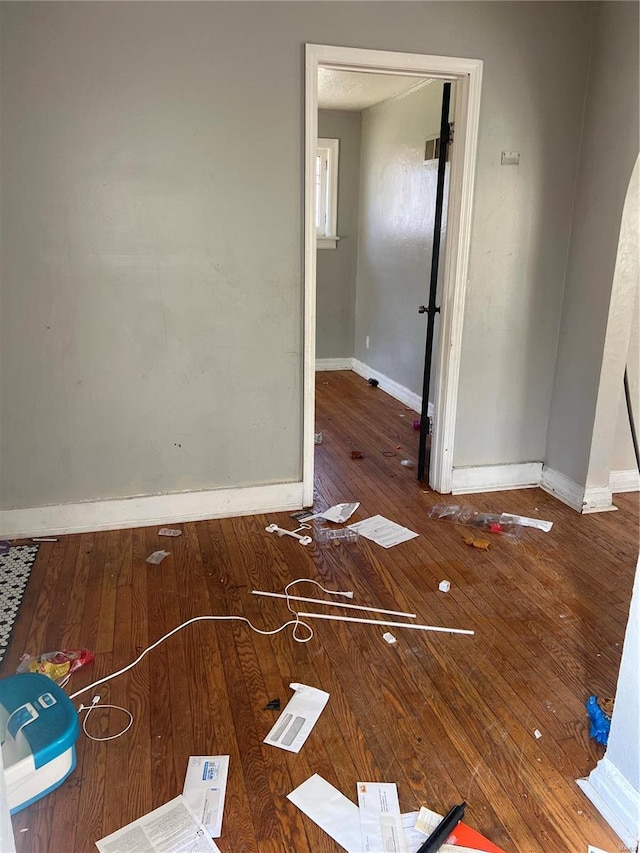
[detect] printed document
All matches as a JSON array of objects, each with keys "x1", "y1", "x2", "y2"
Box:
[
  {"x1": 357, "y1": 781, "x2": 408, "y2": 853},
  {"x1": 182, "y1": 756, "x2": 229, "y2": 838},
  {"x1": 95, "y1": 795, "x2": 220, "y2": 853},
  {"x1": 349, "y1": 516, "x2": 418, "y2": 548}
]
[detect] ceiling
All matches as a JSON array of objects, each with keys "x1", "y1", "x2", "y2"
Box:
[{"x1": 317, "y1": 67, "x2": 430, "y2": 112}]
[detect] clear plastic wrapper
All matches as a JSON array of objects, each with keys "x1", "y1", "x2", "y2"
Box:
[
  {"x1": 17, "y1": 648, "x2": 94, "y2": 684},
  {"x1": 315, "y1": 527, "x2": 359, "y2": 545},
  {"x1": 428, "y1": 504, "x2": 524, "y2": 538}
]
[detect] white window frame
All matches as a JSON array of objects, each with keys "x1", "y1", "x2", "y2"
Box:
[{"x1": 316, "y1": 138, "x2": 339, "y2": 249}]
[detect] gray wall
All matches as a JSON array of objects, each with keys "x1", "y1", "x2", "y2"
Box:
[
  {"x1": 316, "y1": 110, "x2": 361, "y2": 360},
  {"x1": 0, "y1": 2, "x2": 598, "y2": 509},
  {"x1": 545, "y1": 1, "x2": 639, "y2": 487},
  {"x1": 354, "y1": 81, "x2": 446, "y2": 400}
]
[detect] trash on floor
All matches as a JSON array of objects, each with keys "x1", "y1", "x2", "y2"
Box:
[
  {"x1": 314, "y1": 432, "x2": 323, "y2": 444},
  {"x1": 146, "y1": 549, "x2": 170, "y2": 564},
  {"x1": 17, "y1": 649, "x2": 94, "y2": 686},
  {"x1": 463, "y1": 534, "x2": 491, "y2": 550},
  {"x1": 415, "y1": 805, "x2": 508, "y2": 852},
  {"x1": 350, "y1": 450, "x2": 364, "y2": 460},
  {"x1": 438, "y1": 580, "x2": 451, "y2": 593},
  {"x1": 534, "y1": 729, "x2": 542, "y2": 739},
  {"x1": 182, "y1": 755, "x2": 229, "y2": 838},
  {"x1": 252, "y1": 586, "x2": 416, "y2": 619},
  {"x1": 315, "y1": 527, "x2": 358, "y2": 546},
  {"x1": 429, "y1": 505, "x2": 525, "y2": 538},
  {"x1": 265, "y1": 523, "x2": 312, "y2": 546},
  {"x1": 263, "y1": 683, "x2": 329, "y2": 753},
  {"x1": 288, "y1": 775, "x2": 508, "y2": 853},
  {"x1": 311, "y1": 502, "x2": 360, "y2": 523},
  {"x1": 368, "y1": 378, "x2": 379, "y2": 387},
  {"x1": 31, "y1": 537, "x2": 58, "y2": 543},
  {"x1": 400, "y1": 459, "x2": 416, "y2": 468},
  {"x1": 264, "y1": 698, "x2": 281, "y2": 711},
  {"x1": 0, "y1": 541, "x2": 10, "y2": 554},
  {"x1": 158, "y1": 528, "x2": 182, "y2": 537},
  {"x1": 413, "y1": 419, "x2": 421, "y2": 430},
  {"x1": 382, "y1": 632, "x2": 397, "y2": 644},
  {"x1": 348, "y1": 515, "x2": 418, "y2": 548},
  {"x1": 358, "y1": 782, "x2": 404, "y2": 851},
  {"x1": 95, "y1": 795, "x2": 220, "y2": 853},
  {"x1": 586, "y1": 695, "x2": 611, "y2": 745}
]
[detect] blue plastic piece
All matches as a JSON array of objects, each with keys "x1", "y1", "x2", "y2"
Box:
[
  {"x1": 586, "y1": 695, "x2": 610, "y2": 745},
  {"x1": 0, "y1": 673, "x2": 79, "y2": 770}
]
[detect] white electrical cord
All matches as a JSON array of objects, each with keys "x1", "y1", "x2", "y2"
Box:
[
  {"x1": 69, "y1": 578, "x2": 353, "y2": 704},
  {"x1": 78, "y1": 696, "x2": 134, "y2": 742}
]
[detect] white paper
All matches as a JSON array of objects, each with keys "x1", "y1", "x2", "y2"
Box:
[
  {"x1": 182, "y1": 756, "x2": 229, "y2": 838},
  {"x1": 263, "y1": 683, "x2": 329, "y2": 753},
  {"x1": 287, "y1": 774, "x2": 362, "y2": 853},
  {"x1": 358, "y1": 782, "x2": 408, "y2": 853},
  {"x1": 402, "y1": 812, "x2": 472, "y2": 853},
  {"x1": 95, "y1": 795, "x2": 220, "y2": 853},
  {"x1": 500, "y1": 513, "x2": 553, "y2": 532},
  {"x1": 348, "y1": 515, "x2": 418, "y2": 548},
  {"x1": 313, "y1": 502, "x2": 360, "y2": 523}
]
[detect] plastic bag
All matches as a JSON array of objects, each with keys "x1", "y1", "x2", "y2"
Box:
[
  {"x1": 17, "y1": 649, "x2": 94, "y2": 684},
  {"x1": 428, "y1": 504, "x2": 523, "y2": 538}
]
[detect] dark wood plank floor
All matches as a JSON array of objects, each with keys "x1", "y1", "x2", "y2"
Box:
[{"x1": 4, "y1": 369, "x2": 638, "y2": 852}]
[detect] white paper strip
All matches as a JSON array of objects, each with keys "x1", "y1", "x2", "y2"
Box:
[{"x1": 500, "y1": 513, "x2": 553, "y2": 532}]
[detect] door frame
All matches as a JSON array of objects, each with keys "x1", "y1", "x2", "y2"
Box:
[{"x1": 303, "y1": 44, "x2": 483, "y2": 505}]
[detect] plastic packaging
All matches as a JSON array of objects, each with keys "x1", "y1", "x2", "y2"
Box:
[
  {"x1": 428, "y1": 504, "x2": 524, "y2": 538},
  {"x1": 314, "y1": 432, "x2": 323, "y2": 445},
  {"x1": 586, "y1": 695, "x2": 610, "y2": 745},
  {"x1": 146, "y1": 550, "x2": 170, "y2": 564},
  {"x1": 315, "y1": 527, "x2": 359, "y2": 545},
  {"x1": 17, "y1": 649, "x2": 94, "y2": 685}
]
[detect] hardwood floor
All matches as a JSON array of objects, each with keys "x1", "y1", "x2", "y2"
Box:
[{"x1": 4, "y1": 369, "x2": 638, "y2": 852}]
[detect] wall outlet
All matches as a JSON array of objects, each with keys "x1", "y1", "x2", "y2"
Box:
[
  {"x1": 501, "y1": 151, "x2": 520, "y2": 166},
  {"x1": 365, "y1": 335, "x2": 370, "y2": 349}
]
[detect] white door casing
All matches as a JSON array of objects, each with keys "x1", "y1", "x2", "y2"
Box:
[{"x1": 304, "y1": 44, "x2": 483, "y2": 504}]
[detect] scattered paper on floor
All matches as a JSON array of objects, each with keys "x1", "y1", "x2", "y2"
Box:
[
  {"x1": 263, "y1": 683, "x2": 329, "y2": 753},
  {"x1": 287, "y1": 773, "x2": 362, "y2": 853},
  {"x1": 348, "y1": 515, "x2": 418, "y2": 548},
  {"x1": 95, "y1": 795, "x2": 220, "y2": 853},
  {"x1": 182, "y1": 756, "x2": 229, "y2": 838},
  {"x1": 358, "y1": 781, "x2": 408, "y2": 853}
]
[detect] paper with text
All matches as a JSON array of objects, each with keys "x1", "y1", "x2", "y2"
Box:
[
  {"x1": 182, "y1": 756, "x2": 229, "y2": 839},
  {"x1": 264, "y1": 683, "x2": 329, "y2": 753},
  {"x1": 95, "y1": 796, "x2": 220, "y2": 853},
  {"x1": 348, "y1": 516, "x2": 418, "y2": 548},
  {"x1": 358, "y1": 782, "x2": 408, "y2": 853}
]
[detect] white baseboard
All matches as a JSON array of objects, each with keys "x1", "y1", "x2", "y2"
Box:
[
  {"x1": 0, "y1": 482, "x2": 304, "y2": 539},
  {"x1": 540, "y1": 466, "x2": 618, "y2": 513},
  {"x1": 577, "y1": 758, "x2": 640, "y2": 852},
  {"x1": 582, "y1": 485, "x2": 618, "y2": 514},
  {"x1": 315, "y1": 357, "x2": 353, "y2": 371},
  {"x1": 610, "y1": 468, "x2": 640, "y2": 493},
  {"x1": 351, "y1": 358, "x2": 433, "y2": 417},
  {"x1": 540, "y1": 466, "x2": 586, "y2": 512},
  {"x1": 451, "y1": 462, "x2": 542, "y2": 495}
]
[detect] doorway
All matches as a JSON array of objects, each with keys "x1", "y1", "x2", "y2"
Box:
[{"x1": 303, "y1": 45, "x2": 482, "y2": 507}]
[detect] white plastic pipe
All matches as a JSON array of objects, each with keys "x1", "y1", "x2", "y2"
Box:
[
  {"x1": 252, "y1": 590, "x2": 416, "y2": 619},
  {"x1": 297, "y1": 611, "x2": 474, "y2": 636}
]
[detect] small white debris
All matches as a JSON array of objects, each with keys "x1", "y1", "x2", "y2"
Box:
[
  {"x1": 382, "y1": 632, "x2": 397, "y2": 644},
  {"x1": 158, "y1": 528, "x2": 182, "y2": 537},
  {"x1": 146, "y1": 550, "x2": 170, "y2": 565},
  {"x1": 439, "y1": 580, "x2": 451, "y2": 593},
  {"x1": 534, "y1": 729, "x2": 542, "y2": 739}
]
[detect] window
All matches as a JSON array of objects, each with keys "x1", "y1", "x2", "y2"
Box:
[{"x1": 316, "y1": 138, "x2": 339, "y2": 249}]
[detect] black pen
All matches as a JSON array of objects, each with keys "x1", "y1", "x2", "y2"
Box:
[{"x1": 416, "y1": 801, "x2": 467, "y2": 853}]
